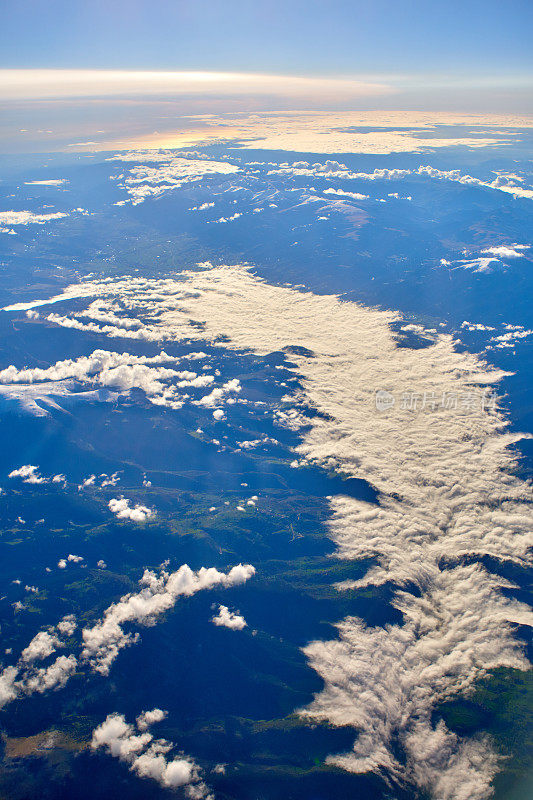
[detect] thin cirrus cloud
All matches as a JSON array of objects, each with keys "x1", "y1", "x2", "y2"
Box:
[{"x1": 0, "y1": 70, "x2": 394, "y2": 101}]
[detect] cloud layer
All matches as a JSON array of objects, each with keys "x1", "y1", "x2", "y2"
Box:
[{"x1": 2, "y1": 263, "x2": 531, "y2": 798}]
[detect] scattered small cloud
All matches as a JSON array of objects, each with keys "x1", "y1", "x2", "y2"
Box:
[
  {"x1": 108, "y1": 497, "x2": 153, "y2": 522},
  {"x1": 211, "y1": 604, "x2": 247, "y2": 630},
  {"x1": 91, "y1": 709, "x2": 210, "y2": 797}
]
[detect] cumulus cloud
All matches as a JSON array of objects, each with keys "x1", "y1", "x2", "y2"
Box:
[
  {"x1": 212, "y1": 212, "x2": 242, "y2": 223},
  {"x1": 190, "y1": 202, "x2": 215, "y2": 211},
  {"x1": 323, "y1": 187, "x2": 369, "y2": 200},
  {"x1": 0, "y1": 667, "x2": 18, "y2": 708},
  {"x1": 196, "y1": 379, "x2": 241, "y2": 408},
  {"x1": 136, "y1": 708, "x2": 167, "y2": 731},
  {"x1": 211, "y1": 604, "x2": 247, "y2": 630},
  {"x1": 91, "y1": 709, "x2": 211, "y2": 797},
  {"x1": 21, "y1": 630, "x2": 59, "y2": 663},
  {"x1": 81, "y1": 562, "x2": 255, "y2": 675},
  {"x1": 267, "y1": 161, "x2": 533, "y2": 200},
  {"x1": 8, "y1": 464, "x2": 45, "y2": 484},
  {"x1": 0, "y1": 559, "x2": 254, "y2": 710},
  {"x1": 0, "y1": 615, "x2": 78, "y2": 708},
  {"x1": 108, "y1": 497, "x2": 153, "y2": 522},
  {"x1": 22, "y1": 654, "x2": 77, "y2": 695},
  {"x1": 110, "y1": 153, "x2": 239, "y2": 205},
  {"x1": 487, "y1": 325, "x2": 533, "y2": 350},
  {"x1": 58, "y1": 554, "x2": 84, "y2": 568},
  {"x1": 0, "y1": 348, "x2": 219, "y2": 414}
]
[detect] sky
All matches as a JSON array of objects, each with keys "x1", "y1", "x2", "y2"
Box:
[
  {"x1": 0, "y1": 0, "x2": 532, "y2": 78},
  {"x1": 0, "y1": 0, "x2": 531, "y2": 152}
]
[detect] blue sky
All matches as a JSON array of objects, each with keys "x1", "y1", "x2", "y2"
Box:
[{"x1": 1, "y1": 0, "x2": 532, "y2": 78}]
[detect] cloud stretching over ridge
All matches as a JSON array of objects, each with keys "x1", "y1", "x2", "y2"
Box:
[
  {"x1": 266, "y1": 161, "x2": 533, "y2": 200},
  {"x1": 81, "y1": 562, "x2": 255, "y2": 675},
  {"x1": 14, "y1": 263, "x2": 532, "y2": 799}
]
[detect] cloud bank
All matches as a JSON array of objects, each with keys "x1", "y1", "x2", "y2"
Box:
[
  {"x1": 3, "y1": 263, "x2": 532, "y2": 798},
  {"x1": 0, "y1": 70, "x2": 392, "y2": 102}
]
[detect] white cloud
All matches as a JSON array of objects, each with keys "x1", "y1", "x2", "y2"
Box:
[
  {"x1": 22, "y1": 654, "x2": 77, "y2": 695},
  {"x1": 24, "y1": 179, "x2": 67, "y2": 186},
  {"x1": 136, "y1": 708, "x2": 167, "y2": 731},
  {"x1": 212, "y1": 212, "x2": 242, "y2": 223},
  {"x1": 267, "y1": 161, "x2": 533, "y2": 200},
  {"x1": 190, "y1": 202, "x2": 215, "y2": 211},
  {"x1": 211, "y1": 605, "x2": 247, "y2": 630},
  {"x1": 455, "y1": 256, "x2": 501, "y2": 273},
  {"x1": 0, "y1": 349, "x2": 212, "y2": 414},
  {"x1": 111, "y1": 154, "x2": 240, "y2": 205},
  {"x1": 460, "y1": 321, "x2": 496, "y2": 332},
  {"x1": 56, "y1": 614, "x2": 77, "y2": 636},
  {"x1": 91, "y1": 709, "x2": 211, "y2": 797},
  {"x1": 6, "y1": 263, "x2": 532, "y2": 797},
  {"x1": 81, "y1": 562, "x2": 255, "y2": 675},
  {"x1": 323, "y1": 187, "x2": 369, "y2": 201},
  {"x1": 0, "y1": 667, "x2": 18, "y2": 709},
  {"x1": 0, "y1": 210, "x2": 68, "y2": 227},
  {"x1": 108, "y1": 497, "x2": 153, "y2": 522},
  {"x1": 0, "y1": 614, "x2": 78, "y2": 708},
  {"x1": 480, "y1": 244, "x2": 529, "y2": 258},
  {"x1": 8, "y1": 464, "x2": 45, "y2": 484},
  {"x1": 58, "y1": 554, "x2": 84, "y2": 567},
  {"x1": 442, "y1": 242, "x2": 530, "y2": 274},
  {"x1": 196, "y1": 379, "x2": 241, "y2": 410},
  {"x1": 21, "y1": 630, "x2": 59, "y2": 663},
  {"x1": 0, "y1": 559, "x2": 254, "y2": 711},
  {"x1": 234, "y1": 112, "x2": 517, "y2": 155}
]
